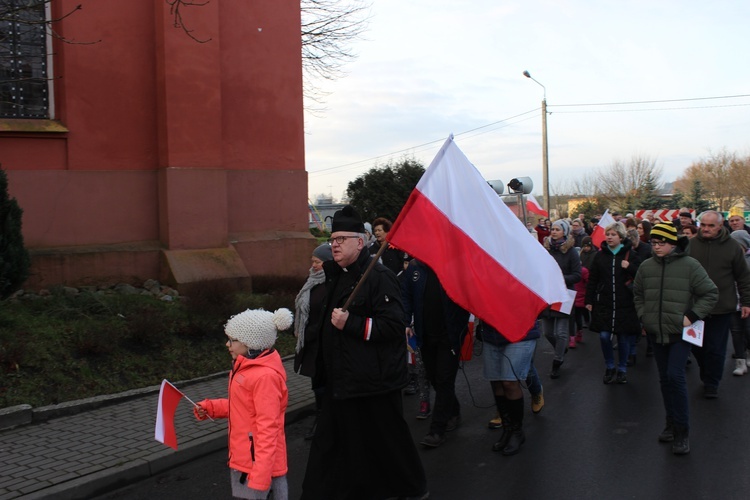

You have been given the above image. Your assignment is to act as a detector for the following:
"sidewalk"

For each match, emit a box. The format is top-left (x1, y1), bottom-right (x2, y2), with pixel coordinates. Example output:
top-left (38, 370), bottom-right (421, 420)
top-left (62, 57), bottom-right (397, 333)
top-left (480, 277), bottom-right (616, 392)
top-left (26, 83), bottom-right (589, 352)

top-left (0, 356), bottom-right (316, 500)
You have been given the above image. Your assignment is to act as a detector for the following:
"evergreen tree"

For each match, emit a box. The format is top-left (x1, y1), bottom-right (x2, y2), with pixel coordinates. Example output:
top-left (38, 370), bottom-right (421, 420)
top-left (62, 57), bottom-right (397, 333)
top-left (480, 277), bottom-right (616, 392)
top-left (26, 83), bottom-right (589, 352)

top-left (0, 167), bottom-right (31, 298)
top-left (687, 179), bottom-right (715, 213)
top-left (637, 172), bottom-right (662, 210)
top-left (671, 190), bottom-right (685, 209)
top-left (346, 158), bottom-right (425, 223)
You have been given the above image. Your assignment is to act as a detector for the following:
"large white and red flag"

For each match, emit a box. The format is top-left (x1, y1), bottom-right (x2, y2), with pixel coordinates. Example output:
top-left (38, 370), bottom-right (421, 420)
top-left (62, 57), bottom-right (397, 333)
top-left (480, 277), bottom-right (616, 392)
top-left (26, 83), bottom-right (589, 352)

top-left (155, 379), bottom-right (184, 450)
top-left (388, 136), bottom-right (571, 342)
top-left (526, 194), bottom-right (548, 217)
top-left (590, 209), bottom-right (615, 249)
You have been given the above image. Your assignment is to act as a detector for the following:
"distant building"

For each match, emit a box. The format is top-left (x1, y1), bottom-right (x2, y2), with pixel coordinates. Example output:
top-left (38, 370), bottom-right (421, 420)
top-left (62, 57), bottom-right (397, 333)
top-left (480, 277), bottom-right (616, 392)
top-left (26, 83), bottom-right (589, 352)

top-left (309, 197), bottom-right (346, 231)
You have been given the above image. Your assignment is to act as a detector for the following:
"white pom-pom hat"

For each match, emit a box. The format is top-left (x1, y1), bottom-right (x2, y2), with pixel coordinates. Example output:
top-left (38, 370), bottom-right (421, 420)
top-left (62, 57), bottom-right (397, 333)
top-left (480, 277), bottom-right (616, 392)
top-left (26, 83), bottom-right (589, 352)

top-left (225, 308), bottom-right (294, 351)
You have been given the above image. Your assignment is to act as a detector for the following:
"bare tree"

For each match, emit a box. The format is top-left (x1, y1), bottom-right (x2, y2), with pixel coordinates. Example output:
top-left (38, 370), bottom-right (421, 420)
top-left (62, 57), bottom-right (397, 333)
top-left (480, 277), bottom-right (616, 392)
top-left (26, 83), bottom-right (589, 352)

top-left (301, 0), bottom-right (370, 104)
top-left (674, 149), bottom-right (748, 211)
top-left (589, 155), bottom-right (663, 208)
top-left (2, 0), bottom-right (369, 108)
top-left (166, 0), bottom-right (211, 43)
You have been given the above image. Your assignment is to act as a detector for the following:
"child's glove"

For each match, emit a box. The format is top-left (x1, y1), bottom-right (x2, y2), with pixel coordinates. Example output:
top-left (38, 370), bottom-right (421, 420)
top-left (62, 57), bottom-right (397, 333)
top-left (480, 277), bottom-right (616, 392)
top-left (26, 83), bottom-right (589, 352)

top-left (193, 399), bottom-right (214, 421)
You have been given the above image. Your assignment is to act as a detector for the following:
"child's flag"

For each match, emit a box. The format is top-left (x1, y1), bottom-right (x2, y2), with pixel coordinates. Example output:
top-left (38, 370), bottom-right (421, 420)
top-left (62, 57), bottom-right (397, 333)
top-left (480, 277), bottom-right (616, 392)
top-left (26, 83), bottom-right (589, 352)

top-left (155, 379), bottom-right (184, 450)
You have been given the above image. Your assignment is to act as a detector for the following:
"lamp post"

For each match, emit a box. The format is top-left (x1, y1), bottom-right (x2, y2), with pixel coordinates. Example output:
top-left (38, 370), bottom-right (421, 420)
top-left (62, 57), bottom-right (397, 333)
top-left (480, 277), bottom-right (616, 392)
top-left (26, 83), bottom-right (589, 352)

top-left (523, 70), bottom-right (550, 217)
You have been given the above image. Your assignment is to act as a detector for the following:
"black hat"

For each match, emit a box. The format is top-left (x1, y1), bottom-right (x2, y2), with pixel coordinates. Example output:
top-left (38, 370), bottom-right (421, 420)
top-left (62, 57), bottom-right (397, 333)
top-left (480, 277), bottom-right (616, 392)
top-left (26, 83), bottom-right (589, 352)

top-left (332, 205), bottom-right (365, 233)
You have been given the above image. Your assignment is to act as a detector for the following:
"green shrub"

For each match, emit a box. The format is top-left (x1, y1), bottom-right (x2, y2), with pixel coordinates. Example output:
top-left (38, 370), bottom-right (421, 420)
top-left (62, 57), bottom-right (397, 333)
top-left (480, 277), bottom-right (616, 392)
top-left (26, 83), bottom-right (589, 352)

top-left (0, 286), bottom-right (302, 408)
top-left (0, 166), bottom-right (31, 299)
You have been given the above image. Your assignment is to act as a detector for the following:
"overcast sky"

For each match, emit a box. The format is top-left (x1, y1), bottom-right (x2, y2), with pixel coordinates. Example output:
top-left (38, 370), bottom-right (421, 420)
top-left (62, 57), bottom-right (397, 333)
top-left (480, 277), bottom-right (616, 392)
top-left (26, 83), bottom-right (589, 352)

top-left (303, 0), bottom-right (750, 202)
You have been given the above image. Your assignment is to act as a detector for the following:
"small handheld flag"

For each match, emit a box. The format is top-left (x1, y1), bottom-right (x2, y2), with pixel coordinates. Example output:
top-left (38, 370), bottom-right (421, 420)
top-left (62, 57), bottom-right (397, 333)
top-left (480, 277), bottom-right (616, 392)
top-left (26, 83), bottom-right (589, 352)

top-left (154, 379), bottom-right (210, 450)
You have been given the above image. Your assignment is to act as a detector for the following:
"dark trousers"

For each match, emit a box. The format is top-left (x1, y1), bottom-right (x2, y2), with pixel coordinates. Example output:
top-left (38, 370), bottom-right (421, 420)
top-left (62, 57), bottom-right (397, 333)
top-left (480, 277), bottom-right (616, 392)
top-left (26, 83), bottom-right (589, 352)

top-left (421, 337), bottom-right (460, 435)
top-left (730, 311), bottom-right (750, 359)
top-left (653, 340), bottom-right (692, 429)
top-left (574, 306), bottom-right (589, 331)
top-left (692, 313), bottom-right (732, 389)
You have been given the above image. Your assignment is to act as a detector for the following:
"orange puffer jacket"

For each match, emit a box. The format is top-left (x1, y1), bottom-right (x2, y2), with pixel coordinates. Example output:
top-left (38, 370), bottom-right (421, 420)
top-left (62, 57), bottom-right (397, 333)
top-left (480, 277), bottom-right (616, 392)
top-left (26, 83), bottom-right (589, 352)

top-left (198, 350), bottom-right (288, 491)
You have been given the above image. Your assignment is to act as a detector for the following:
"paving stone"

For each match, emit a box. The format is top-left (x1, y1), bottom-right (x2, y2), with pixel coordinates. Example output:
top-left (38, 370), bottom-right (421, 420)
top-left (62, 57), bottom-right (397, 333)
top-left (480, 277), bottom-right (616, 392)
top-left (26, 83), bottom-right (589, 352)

top-left (0, 357), bottom-right (314, 499)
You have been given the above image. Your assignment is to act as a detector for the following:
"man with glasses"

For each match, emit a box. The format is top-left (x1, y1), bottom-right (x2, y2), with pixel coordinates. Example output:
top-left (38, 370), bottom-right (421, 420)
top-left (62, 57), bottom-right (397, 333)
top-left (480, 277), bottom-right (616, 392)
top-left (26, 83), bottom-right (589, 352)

top-left (687, 211), bottom-right (750, 399)
top-left (302, 206), bottom-right (428, 500)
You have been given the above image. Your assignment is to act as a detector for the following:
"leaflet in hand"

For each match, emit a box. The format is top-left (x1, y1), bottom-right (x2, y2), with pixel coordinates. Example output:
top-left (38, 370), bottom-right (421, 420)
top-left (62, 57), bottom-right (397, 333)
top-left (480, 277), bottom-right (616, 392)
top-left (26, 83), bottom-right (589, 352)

top-left (682, 320), bottom-right (704, 347)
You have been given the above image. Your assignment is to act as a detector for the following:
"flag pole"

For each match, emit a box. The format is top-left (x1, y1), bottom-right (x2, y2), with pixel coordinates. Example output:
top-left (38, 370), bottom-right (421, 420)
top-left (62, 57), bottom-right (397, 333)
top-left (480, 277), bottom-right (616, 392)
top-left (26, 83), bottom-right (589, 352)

top-left (168, 380), bottom-right (215, 421)
top-left (342, 241), bottom-right (389, 312)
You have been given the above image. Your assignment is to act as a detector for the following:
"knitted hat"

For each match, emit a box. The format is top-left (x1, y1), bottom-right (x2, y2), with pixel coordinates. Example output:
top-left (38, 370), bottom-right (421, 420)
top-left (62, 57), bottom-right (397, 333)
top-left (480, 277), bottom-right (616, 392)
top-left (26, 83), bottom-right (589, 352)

top-left (312, 243), bottom-right (333, 262)
top-left (225, 308), bottom-right (293, 350)
top-left (650, 221), bottom-right (678, 244)
top-left (581, 236), bottom-right (593, 247)
top-left (731, 230), bottom-right (750, 250)
top-left (332, 205), bottom-right (365, 233)
top-left (364, 222), bottom-right (372, 235)
top-left (552, 219), bottom-right (570, 237)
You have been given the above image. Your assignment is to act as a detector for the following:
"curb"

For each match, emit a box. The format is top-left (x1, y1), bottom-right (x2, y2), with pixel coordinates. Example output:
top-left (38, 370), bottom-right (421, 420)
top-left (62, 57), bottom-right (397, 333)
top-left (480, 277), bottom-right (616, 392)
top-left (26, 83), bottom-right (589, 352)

top-left (1, 355), bottom-right (297, 431)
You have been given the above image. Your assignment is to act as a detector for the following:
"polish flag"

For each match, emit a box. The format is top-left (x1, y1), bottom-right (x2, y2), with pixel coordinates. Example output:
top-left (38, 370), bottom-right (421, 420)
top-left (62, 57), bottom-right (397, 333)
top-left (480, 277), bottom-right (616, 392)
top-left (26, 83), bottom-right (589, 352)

top-left (155, 379), bottom-right (184, 450)
top-left (590, 209), bottom-right (615, 249)
top-left (388, 136), bottom-right (571, 342)
top-left (526, 194), bottom-right (548, 217)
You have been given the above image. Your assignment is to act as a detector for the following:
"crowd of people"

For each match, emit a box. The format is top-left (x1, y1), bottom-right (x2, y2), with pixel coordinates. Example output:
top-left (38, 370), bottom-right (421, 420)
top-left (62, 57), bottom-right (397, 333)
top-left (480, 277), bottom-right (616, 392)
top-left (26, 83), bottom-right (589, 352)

top-left (193, 203), bottom-right (750, 499)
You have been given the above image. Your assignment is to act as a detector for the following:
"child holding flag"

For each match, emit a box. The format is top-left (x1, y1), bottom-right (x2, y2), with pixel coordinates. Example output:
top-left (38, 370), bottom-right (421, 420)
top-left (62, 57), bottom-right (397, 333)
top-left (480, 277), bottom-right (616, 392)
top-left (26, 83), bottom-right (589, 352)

top-left (194, 308), bottom-right (293, 500)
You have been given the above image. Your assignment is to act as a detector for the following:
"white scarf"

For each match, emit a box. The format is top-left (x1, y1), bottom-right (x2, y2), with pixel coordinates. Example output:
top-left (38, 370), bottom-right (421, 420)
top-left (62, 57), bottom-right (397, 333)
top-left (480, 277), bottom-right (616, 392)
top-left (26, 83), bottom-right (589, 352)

top-left (294, 268), bottom-right (326, 353)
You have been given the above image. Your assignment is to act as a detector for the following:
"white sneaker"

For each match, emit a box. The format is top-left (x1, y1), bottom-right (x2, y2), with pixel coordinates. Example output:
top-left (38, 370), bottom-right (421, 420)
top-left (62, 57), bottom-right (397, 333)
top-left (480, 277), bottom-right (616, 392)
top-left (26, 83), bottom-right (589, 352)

top-left (733, 358), bottom-right (748, 376)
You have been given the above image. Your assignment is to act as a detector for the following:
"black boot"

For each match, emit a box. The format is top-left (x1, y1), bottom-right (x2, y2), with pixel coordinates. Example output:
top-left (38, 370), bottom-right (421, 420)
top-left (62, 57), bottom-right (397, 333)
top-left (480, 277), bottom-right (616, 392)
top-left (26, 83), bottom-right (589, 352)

top-left (492, 422), bottom-right (512, 452)
top-left (501, 426), bottom-right (526, 456)
top-left (491, 395), bottom-right (511, 452)
top-left (550, 360), bottom-right (562, 379)
top-left (658, 417), bottom-right (674, 443)
top-left (500, 397), bottom-right (525, 455)
top-left (672, 426), bottom-right (690, 455)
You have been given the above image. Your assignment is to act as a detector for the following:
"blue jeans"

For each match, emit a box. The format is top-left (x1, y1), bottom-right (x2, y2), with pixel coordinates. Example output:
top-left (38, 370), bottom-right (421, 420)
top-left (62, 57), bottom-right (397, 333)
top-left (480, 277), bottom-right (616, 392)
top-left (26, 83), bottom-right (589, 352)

top-left (526, 362), bottom-right (542, 396)
top-left (599, 332), bottom-right (635, 372)
top-left (541, 315), bottom-right (570, 362)
top-left (653, 340), bottom-right (692, 429)
top-left (691, 313), bottom-right (732, 389)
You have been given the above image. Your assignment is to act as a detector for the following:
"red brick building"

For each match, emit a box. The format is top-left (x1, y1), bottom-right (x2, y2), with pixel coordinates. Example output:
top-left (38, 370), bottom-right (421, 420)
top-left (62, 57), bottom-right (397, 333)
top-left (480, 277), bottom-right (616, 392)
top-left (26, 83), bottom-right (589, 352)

top-left (0, 1), bottom-right (313, 289)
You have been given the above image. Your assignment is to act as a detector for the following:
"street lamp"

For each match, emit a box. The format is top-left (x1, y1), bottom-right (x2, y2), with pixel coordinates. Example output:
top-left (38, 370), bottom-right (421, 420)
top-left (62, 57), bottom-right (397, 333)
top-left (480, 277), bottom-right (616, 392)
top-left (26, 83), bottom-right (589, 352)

top-left (523, 70), bottom-right (550, 217)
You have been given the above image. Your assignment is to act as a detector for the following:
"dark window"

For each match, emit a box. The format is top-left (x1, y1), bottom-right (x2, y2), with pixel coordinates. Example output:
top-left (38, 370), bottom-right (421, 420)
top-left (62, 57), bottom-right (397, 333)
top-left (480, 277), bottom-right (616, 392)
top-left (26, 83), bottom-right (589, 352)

top-left (0, 0), bottom-right (50, 119)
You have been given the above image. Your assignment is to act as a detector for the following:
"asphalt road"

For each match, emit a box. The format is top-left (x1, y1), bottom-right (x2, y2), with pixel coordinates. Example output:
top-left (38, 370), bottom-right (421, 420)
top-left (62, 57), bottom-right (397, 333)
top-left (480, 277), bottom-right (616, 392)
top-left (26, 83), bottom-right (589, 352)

top-left (96, 333), bottom-right (750, 499)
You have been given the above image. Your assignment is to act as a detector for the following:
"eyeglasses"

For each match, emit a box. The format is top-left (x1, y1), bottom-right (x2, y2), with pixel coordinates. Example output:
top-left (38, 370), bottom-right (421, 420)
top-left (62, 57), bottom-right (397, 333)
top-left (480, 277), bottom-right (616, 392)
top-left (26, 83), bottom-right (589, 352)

top-left (327, 235), bottom-right (360, 245)
top-left (650, 240), bottom-right (670, 247)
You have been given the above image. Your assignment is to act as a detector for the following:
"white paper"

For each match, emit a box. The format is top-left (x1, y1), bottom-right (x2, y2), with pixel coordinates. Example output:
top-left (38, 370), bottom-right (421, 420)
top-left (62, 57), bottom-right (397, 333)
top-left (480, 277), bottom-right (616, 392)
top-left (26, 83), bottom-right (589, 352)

top-left (682, 320), bottom-right (704, 347)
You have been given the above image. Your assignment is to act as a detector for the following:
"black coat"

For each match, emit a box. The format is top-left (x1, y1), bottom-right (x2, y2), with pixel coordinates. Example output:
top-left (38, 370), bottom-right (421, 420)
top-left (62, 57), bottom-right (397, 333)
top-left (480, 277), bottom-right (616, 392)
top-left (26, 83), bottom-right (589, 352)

top-left (401, 260), bottom-right (469, 351)
top-left (541, 235), bottom-right (582, 318)
top-left (314, 247), bottom-right (407, 399)
top-left (585, 239), bottom-right (641, 336)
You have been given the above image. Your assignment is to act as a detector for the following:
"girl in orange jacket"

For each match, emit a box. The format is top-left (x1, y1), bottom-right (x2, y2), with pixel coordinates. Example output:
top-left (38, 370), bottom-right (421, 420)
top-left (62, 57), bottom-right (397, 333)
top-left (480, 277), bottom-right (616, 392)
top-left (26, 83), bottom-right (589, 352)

top-left (194, 308), bottom-right (292, 500)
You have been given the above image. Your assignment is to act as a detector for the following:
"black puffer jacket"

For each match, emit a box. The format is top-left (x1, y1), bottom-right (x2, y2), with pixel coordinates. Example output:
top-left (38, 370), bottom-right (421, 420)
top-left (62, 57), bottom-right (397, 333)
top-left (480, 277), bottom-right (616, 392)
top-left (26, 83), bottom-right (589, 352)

top-left (314, 247), bottom-right (407, 400)
top-left (585, 239), bottom-right (641, 336)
